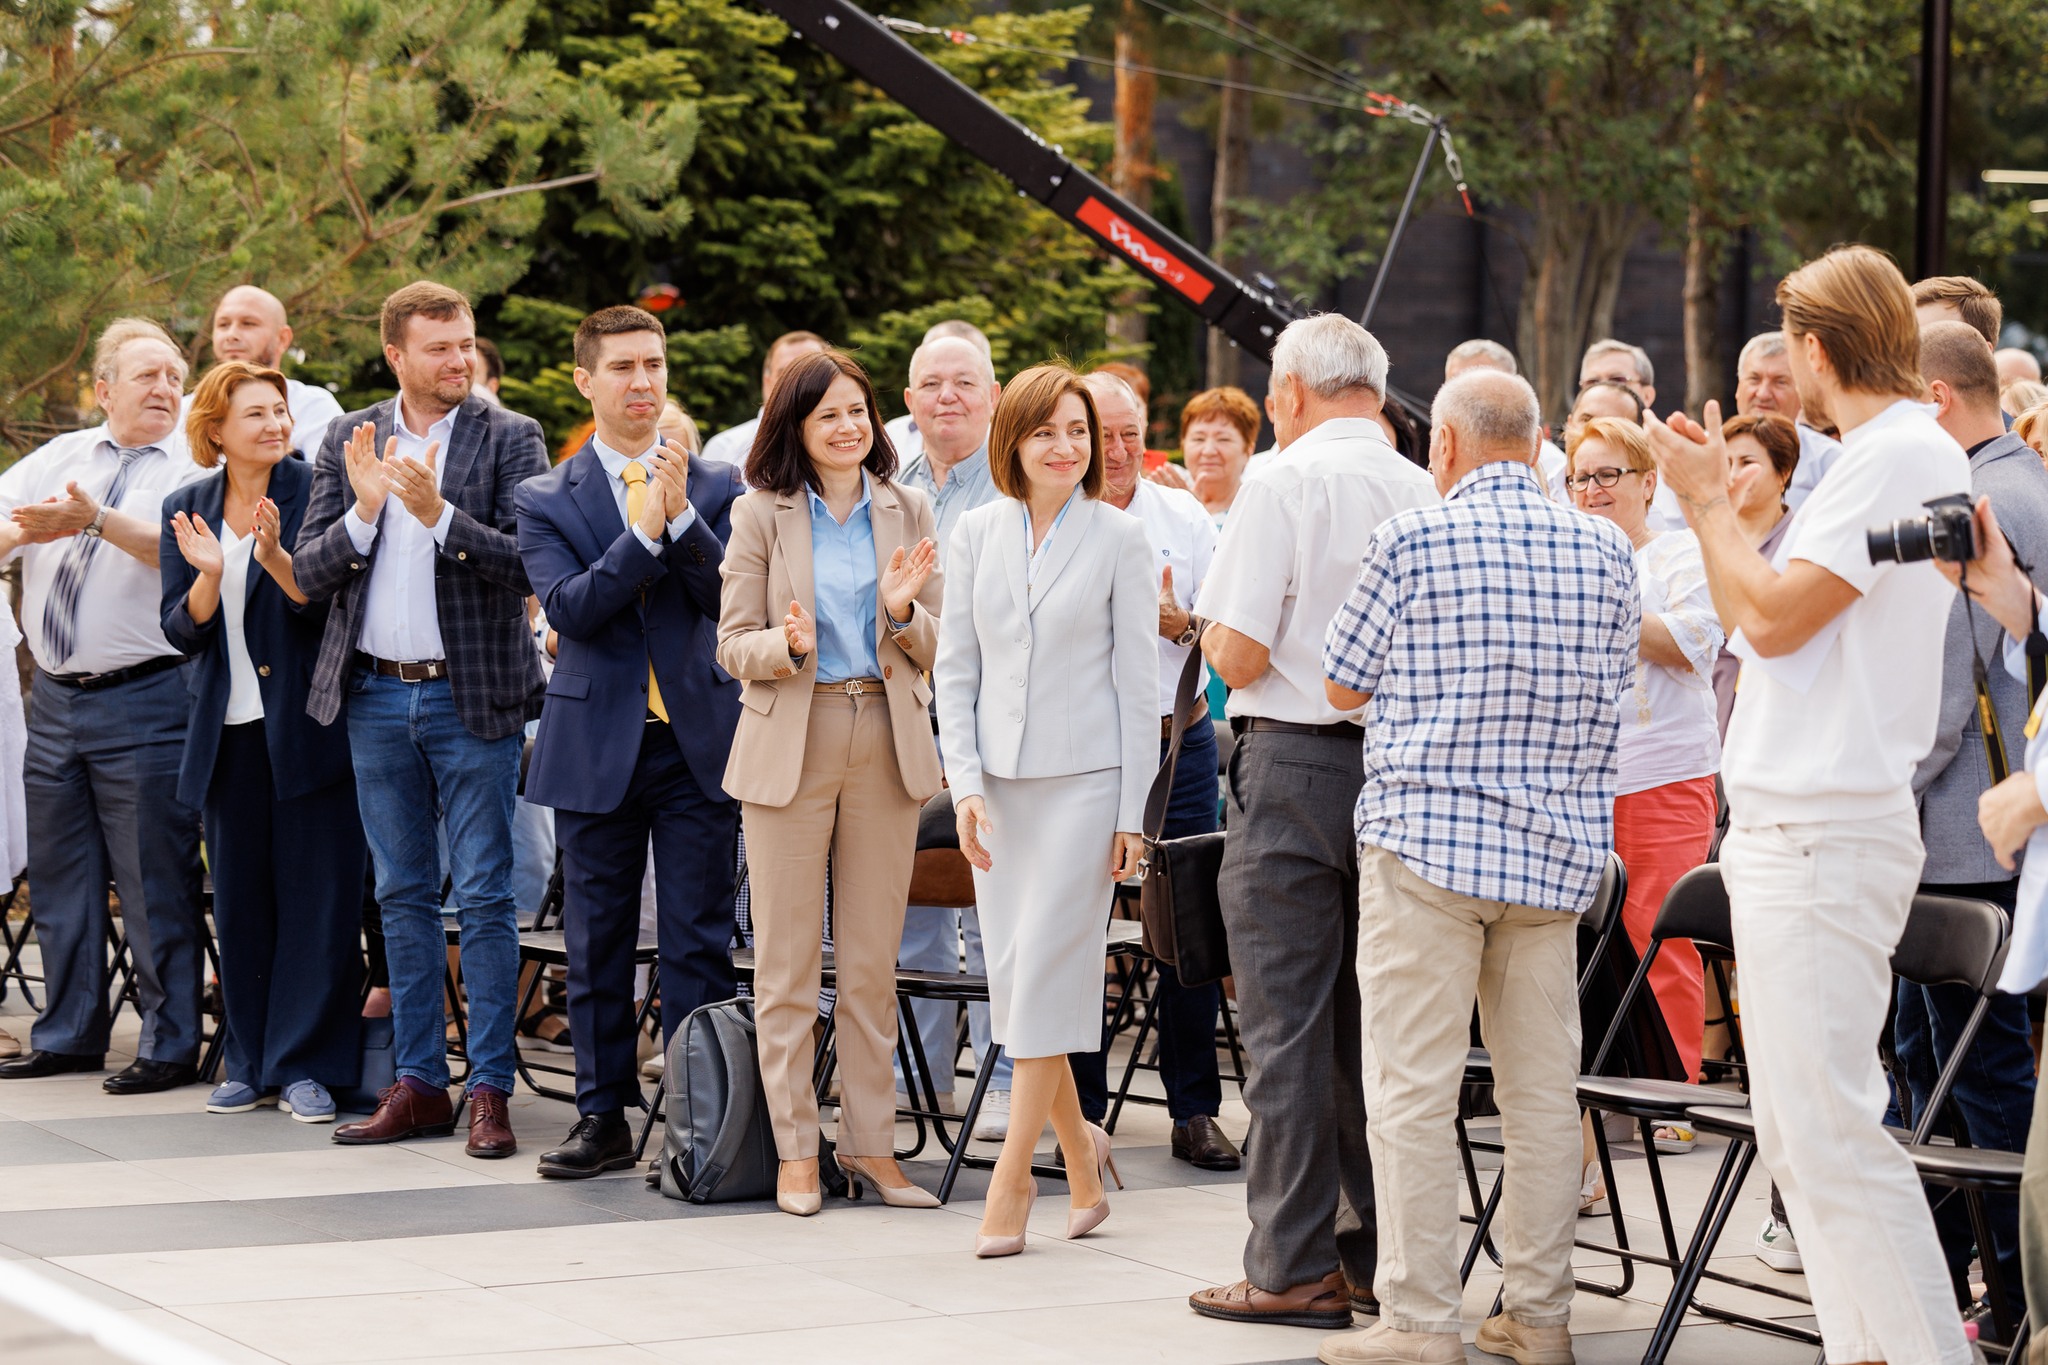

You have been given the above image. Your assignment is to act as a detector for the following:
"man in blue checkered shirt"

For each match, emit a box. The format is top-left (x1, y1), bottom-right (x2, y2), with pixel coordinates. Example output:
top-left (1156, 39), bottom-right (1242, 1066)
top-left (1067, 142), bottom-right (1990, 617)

top-left (1315, 369), bottom-right (1639, 1365)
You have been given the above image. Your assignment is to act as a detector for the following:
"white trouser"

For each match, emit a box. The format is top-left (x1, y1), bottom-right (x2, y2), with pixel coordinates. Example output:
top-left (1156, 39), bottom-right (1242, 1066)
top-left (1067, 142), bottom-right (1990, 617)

top-left (1721, 812), bottom-right (1970, 1365)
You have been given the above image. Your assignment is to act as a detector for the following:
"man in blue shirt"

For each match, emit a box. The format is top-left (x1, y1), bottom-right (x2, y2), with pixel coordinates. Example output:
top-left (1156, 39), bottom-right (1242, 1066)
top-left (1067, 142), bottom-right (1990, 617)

top-left (1317, 369), bottom-right (1639, 1365)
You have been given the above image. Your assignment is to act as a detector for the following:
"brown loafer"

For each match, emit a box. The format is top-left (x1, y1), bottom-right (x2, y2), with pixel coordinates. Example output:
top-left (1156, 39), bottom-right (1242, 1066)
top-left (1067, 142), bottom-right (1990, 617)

top-left (1190, 1270), bottom-right (1352, 1328)
top-left (1172, 1115), bottom-right (1242, 1171)
top-left (466, 1087), bottom-right (516, 1159)
top-left (333, 1082), bottom-right (455, 1145)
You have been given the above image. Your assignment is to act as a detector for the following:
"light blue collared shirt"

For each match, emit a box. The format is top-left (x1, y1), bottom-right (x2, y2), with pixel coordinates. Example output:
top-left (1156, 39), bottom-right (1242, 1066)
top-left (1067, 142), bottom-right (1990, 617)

top-left (809, 473), bottom-right (884, 684)
top-left (899, 443), bottom-right (997, 570)
top-left (592, 436), bottom-right (697, 554)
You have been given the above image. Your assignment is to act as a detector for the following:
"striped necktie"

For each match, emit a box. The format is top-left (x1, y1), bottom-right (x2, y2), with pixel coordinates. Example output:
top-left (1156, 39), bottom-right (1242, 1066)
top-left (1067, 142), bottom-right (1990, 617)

top-left (622, 461), bottom-right (668, 723)
top-left (42, 444), bottom-right (148, 669)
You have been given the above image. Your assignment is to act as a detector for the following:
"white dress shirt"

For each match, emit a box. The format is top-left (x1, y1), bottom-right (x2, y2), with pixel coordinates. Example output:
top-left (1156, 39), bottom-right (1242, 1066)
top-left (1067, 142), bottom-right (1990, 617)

top-left (1126, 480), bottom-right (1218, 715)
top-left (699, 411), bottom-right (762, 475)
top-left (883, 413), bottom-right (923, 464)
top-left (1783, 422), bottom-right (1846, 511)
top-left (1616, 530), bottom-right (1721, 795)
top-left (346, 403), bottom-right (458, 662)
top-left (1195, 417), bottom-right (1438, 725)
top-left (219, 525), bottom-right (265, 724)
top-left (1536, 439), bottom-right (1570, 503)
top-left (0, 424), bottom-right (204, 674)
top-left (590, 436), bottom-right (697, 550)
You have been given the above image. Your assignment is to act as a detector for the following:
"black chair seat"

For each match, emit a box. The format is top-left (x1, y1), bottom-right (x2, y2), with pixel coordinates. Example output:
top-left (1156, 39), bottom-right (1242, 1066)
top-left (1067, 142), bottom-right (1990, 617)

top-left (1684, 1104), bottom-right (1756, 1141)
top-left (916, 790), bottom-right (959, 851)
top-left (1908, 1143), bottom-right (2024, 1188)
top-left (1466, 1046), bottom-right (1492, 1079)
top-left (518, 929), bottom-right (657, 965)
top-left (730, 947), bottom-right (994, 1002)
top-left (1581, 1077), bottom-right (1749, 1118)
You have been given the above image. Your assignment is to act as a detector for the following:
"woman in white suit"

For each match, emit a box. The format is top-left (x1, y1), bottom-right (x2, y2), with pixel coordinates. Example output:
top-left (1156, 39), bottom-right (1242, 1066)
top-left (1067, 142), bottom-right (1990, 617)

top-left (935, 363), bottom-right (1159, 1257)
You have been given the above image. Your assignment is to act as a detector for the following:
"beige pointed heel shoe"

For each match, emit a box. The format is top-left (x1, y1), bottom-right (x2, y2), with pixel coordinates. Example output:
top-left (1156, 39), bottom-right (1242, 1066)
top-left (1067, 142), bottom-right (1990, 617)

top-left (1065, 1121), bottom-right (1120, 1238)
top-left (974, 1179), bottom-right (1037, 1258)
top-left (776, 1159), bottom-right (822, 1218)
top-left (839, 1154), bottom-right (940, 1208)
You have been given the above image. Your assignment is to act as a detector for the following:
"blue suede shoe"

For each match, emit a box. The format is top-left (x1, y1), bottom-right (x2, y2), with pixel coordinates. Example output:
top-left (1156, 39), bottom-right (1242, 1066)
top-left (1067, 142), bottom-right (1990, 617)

top-left (280, 1079), bottom-right (335, 1124)
top-left (206, 1081), bottom-right (276, 1114)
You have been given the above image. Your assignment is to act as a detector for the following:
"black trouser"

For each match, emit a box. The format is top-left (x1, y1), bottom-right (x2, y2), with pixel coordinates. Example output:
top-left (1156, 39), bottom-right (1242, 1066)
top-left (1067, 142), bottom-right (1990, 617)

top-left (554, 721), bottom-right (738, 1117)
top-left (206, 721), bottom-right (368, 1089)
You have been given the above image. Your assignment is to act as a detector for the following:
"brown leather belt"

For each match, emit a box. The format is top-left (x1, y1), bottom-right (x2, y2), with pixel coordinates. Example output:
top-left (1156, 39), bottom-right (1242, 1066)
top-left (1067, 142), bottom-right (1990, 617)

top-left (365, 655), bottom-right (449, 682)
top-left (40, 654), bottom-right (185, 692)
top-left (1230, 716), bottom-right (1360, 740)
top-left (1161, 699), bottom-right (1210, 738)
top-left (815, 677), bottom-right (885, 696)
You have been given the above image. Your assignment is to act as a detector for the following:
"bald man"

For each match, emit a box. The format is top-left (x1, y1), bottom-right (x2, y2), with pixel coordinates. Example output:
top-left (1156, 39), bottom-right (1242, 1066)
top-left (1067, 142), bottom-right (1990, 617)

top-left (1997, 347), bottom-right (2044, 391)
top-left (202, 285), bottom-right (346, 458)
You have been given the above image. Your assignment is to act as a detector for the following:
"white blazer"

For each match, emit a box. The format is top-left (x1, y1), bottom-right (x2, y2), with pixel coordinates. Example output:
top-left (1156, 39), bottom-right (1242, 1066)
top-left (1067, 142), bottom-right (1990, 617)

top-left (935, 494), bottom-right (1160, 831)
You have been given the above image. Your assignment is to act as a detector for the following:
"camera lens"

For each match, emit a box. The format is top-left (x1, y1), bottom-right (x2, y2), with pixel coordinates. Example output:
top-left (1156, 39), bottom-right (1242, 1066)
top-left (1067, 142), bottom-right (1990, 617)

top-left (1866, 518), bottom-right (1936, 565)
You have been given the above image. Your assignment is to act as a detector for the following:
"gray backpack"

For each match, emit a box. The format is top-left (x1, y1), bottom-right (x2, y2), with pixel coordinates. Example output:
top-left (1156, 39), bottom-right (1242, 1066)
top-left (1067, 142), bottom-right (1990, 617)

top-left (656, 997), bottom-right (778, 1204)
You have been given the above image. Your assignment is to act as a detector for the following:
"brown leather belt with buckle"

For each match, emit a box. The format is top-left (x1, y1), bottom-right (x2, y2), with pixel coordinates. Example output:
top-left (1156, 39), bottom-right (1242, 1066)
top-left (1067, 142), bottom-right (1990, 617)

top-left (815, 678), bottom-right (885, 696)
top-left (1160, 699), bottom-right (1210, 738)
top-left (40, 654), bottom-right (186, 692)
top-left (366, 655), bottom-right (449, 682)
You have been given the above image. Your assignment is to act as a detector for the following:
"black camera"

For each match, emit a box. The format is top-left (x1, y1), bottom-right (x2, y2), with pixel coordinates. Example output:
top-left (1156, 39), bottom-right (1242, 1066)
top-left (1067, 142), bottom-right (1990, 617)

top-left (1867, 493), bottom-right (1978, 566)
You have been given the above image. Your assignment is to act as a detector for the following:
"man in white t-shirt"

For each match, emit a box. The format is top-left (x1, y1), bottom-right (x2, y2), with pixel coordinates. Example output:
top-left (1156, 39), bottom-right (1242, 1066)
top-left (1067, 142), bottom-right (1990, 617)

top-left (1646, 244), bottom-right (1974, 1365)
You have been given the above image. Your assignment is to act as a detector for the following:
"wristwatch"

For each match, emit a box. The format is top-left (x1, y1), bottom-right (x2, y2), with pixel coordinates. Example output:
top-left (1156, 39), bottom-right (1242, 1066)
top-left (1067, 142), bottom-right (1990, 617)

top-left (82, 505), bottom-right (110, 540)
top-left (1173, 614), bottom-right (1203, 649)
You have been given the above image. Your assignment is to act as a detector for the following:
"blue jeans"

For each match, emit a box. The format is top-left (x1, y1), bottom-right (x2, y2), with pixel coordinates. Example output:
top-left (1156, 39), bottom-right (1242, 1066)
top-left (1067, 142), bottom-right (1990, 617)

top-left (348, 671), bottom-right (522, 1094)
top-left (1072, 719), bottom-right (1223, 1122)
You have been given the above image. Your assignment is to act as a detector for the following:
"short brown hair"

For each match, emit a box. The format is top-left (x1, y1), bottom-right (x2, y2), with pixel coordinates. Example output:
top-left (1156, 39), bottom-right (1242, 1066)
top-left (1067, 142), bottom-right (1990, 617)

top-left (744, 348), bottom-right (898, 494)
top-left (1777, 246), bottom-right (1923, 399)
top-left (574, 306), bottom-right (665, 372)
top-left (380, 281), bottom-right (472, 351)
top-left (1920, 320), bottom-right (2001, 414)
top-left (1722, 412), bottom-right (1801, 490)
top-left (186, 362), bottom-right (290, 469)
top-left (1911, 275), bottom-right (2002, 345)
top-left (1179, 385), bottom-right (1260, 449)
top-left (1567, 415), bottom-right (1653, 472)
top-left (987, 364), bottom-right (1105, 501)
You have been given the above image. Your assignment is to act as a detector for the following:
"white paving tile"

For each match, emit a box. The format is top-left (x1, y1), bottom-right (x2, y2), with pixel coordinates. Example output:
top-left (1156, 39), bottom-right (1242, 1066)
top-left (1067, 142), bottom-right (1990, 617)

top-left (178, 1287), bottom-right (617, 1365)
top-left (129, 1147), bottom-right (501, 1201)
top-left (0, 1158), bottom-right (214, 1212)
top-left (512, 1264), bottom-right (930, 1342)
top-left (803, 1240), bottom-right (1209, 1317)
top-left (641, 1313), bottom-right (1089, 1364)
top-left (370, 1220), bottom-right (774, 1287)
top-left (966, 1293), bottom-right (1344, 1364)
top-left (121, 1307), bottom-right (292, 1365)
top-left (54, 1241), bottom-right (473, 1307)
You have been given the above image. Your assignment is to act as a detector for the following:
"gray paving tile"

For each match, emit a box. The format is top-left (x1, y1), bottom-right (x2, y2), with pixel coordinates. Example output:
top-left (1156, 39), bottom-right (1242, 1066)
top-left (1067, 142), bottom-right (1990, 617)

top-left (0, 1121), bottom-right (110, 1167)
top-left (228, 1181), bottom-right (646, 1240)
top-left (0, 1198), bottom-right (336, 1257)
top-left (41, 1112), bottom-right (341, 1161)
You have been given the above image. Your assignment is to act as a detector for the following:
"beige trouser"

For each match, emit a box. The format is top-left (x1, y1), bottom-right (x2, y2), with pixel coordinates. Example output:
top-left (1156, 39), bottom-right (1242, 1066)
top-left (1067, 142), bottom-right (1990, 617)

top-left (1356, 843), bottom-right (1583, 1334)
top-left (741, 692), bottom-right (920, 1159)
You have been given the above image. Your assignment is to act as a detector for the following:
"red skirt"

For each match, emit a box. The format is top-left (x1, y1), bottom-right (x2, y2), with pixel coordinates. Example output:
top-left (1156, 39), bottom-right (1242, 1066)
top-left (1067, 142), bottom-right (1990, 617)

top-left (1614, 775), bottom-right (1718, 1083)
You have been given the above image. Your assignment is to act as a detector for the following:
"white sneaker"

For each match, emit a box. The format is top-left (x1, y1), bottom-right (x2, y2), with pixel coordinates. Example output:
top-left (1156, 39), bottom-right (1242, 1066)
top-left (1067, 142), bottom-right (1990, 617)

top-left (640, 1052), bottom-right (664, 1081)
top-left (971, 1089), bottom-right (1011, 1141)
top-left (1755, 1217), bottom-right (1802, 1273)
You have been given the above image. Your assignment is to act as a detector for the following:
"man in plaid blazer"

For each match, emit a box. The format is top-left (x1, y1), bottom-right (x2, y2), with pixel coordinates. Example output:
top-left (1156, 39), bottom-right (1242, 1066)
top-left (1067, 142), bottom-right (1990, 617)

top-left (293, 281), bottom-right (547, 1159)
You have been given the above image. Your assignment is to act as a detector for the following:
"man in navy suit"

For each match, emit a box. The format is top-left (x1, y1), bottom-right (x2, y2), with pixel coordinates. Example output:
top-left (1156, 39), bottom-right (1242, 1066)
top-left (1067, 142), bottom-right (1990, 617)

top-left (515, 305), bottom-right (745, 1178)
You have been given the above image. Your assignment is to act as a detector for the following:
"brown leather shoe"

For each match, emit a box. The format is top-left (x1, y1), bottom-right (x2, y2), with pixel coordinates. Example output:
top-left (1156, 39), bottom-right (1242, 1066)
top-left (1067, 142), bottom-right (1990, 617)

top-left (1189, 1270), bottom-right (1352, 1328)
top-left (466, 1087), bottom-right (516, 1159)
top-left (1172, 1115), bottom-right (1242, 1171)
top-left (333, 1083), bottom-right (455, 1145)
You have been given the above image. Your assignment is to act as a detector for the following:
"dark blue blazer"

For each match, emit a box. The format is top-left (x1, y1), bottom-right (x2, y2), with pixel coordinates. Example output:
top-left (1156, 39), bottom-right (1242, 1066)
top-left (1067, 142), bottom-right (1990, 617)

top-left (515, 442), bottom-right (744, 815)
top-left (160, 458), bottom-right (354, 811)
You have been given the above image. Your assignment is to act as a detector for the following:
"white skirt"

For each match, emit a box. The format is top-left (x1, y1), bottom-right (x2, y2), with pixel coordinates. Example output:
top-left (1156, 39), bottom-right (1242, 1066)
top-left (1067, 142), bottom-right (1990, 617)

top-left (972, 769), bottom-right (1120, 1058)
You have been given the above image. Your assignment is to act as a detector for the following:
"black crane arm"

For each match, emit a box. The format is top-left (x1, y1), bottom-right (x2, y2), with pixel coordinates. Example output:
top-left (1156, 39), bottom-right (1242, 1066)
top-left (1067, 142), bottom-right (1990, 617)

top-left (751, 0), bottom-right (1299, 360)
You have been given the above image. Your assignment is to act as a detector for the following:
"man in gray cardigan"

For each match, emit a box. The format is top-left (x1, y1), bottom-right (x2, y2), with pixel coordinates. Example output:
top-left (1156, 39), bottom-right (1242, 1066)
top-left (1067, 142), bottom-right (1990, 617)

top-left (1903, 320), bottom-right (2048, 1331)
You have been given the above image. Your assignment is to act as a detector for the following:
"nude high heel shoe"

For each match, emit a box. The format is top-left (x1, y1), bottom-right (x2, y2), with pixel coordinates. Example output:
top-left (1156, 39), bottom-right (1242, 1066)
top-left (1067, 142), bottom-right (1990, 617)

top-left (776, 1160), bottom-right (822, 1218)
top-left (974, 1178), bottom-right (1037, 1258)
top-left (1066, 1121), bottom-right (1122, 1239)
top-left (839, 1154), bottom-right (940, 1208)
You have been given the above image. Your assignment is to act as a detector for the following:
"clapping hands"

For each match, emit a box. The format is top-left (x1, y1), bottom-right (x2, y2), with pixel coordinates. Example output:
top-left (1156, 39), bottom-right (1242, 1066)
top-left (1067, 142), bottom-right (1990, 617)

top-left (784, 598), bottom-right (815, 659)
top-left (879, 537), bottom-right (937, 621)
top-left (171, 510), bottom-right (224, 578)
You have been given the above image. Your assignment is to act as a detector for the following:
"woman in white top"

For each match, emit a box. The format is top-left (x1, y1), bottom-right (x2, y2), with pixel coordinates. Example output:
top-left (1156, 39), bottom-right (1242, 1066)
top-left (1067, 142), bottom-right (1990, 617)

top-left (1568, 417), bottom-right (1723, 1105)
top-left (160, 363), bottom-right (367, 1124)
top-left (936, 363), bottom-right (1157, 1258)
top-left (1178, 386), bottom-right (1260, 528)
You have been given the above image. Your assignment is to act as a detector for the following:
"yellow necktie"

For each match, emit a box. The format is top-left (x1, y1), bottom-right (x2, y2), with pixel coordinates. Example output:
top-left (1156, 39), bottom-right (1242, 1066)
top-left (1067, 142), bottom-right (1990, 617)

top-left (622, 462), bottom-right (668, 723)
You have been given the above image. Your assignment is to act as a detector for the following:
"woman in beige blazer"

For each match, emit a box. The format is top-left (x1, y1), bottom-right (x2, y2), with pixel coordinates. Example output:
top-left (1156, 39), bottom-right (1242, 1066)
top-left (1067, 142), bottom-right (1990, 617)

top-left (716, 350), bottom-right (943, 1217)
top-left (935, 364), bottom-right (1158, 1257)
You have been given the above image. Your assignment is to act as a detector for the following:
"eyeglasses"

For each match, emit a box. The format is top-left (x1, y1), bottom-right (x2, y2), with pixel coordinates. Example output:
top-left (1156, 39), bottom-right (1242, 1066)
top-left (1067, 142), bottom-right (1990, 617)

top-left (1564, 467), bottom-right (1643, 493)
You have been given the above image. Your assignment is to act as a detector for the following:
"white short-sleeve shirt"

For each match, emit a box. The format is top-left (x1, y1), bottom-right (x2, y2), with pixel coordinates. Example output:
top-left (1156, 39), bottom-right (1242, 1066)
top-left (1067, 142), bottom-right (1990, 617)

top-left (1722, 400), bottom-right (1970, 826)
top-left (1126, 479), bottom-right (1218, 715)
top-left (1194, 418), bottom-right (1438, 725)
top-left (1617, 530), bottom-right (1722, 795)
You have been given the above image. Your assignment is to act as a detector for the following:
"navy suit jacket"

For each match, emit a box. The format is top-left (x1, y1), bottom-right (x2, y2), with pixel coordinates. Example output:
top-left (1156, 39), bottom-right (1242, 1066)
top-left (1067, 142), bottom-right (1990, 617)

top-left (160, 458), bottom-right (354, 811)
top-left (515, 442), bottom-right (744, 814)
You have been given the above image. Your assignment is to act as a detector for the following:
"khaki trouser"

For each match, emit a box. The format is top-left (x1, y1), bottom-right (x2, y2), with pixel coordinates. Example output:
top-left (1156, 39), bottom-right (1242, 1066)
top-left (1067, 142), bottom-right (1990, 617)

top-left (1356, 843), bottom-right (1583, 1334)
top-left (741, 692), bottom-right (920, 1159)
top-left (2023, 1077), bottom-right (2048, 1365)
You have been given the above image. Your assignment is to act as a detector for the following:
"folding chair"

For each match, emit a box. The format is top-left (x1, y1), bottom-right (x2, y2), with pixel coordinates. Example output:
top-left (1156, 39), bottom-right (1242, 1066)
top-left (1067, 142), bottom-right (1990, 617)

top-left (0, 877), bottom-right (37, 1010)
top-left (1456, 852), bottom-right (1628, 1284)
top-left (1649, 891), bottom-right (2010, 1365)
top-left (1099, 887), bottom-right (1248, 1134)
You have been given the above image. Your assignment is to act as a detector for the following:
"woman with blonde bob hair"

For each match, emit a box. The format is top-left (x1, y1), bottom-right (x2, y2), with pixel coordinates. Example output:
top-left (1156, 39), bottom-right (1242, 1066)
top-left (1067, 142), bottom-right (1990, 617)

top-left (935, 362), bottom-right (1157, 1257)
top-left (160, 362), bottom-right (367, 1122)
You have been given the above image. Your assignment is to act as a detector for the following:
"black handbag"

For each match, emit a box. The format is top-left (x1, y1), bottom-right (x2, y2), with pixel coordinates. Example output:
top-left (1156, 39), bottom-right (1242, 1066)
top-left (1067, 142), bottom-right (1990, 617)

top-left (656, 997), bottom-right (779, 1204)
top-left (1136, 646), bottom-right (1231, 988)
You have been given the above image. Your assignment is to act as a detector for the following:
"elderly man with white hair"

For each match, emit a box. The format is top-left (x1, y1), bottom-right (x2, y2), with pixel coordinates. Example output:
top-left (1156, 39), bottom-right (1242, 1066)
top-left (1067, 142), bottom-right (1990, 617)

top-left (1317, 369), bottom-right (1639, 1365)
top-left (203, 284), bottom-right (345, 458)
top-left (0, 318), bottom-right (209, 1090)
top-left (885, 319), bottom-right (993, 462)
top-left (1187, 314), bottom-right (1436, 1332)
top-left (1444, 338), bottom-right (1568, 502)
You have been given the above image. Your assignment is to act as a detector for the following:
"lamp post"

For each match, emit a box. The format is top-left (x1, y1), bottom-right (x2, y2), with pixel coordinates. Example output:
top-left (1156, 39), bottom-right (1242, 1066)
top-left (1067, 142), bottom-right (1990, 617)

top-left (1914, 0), bottom-right (1951, 279)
